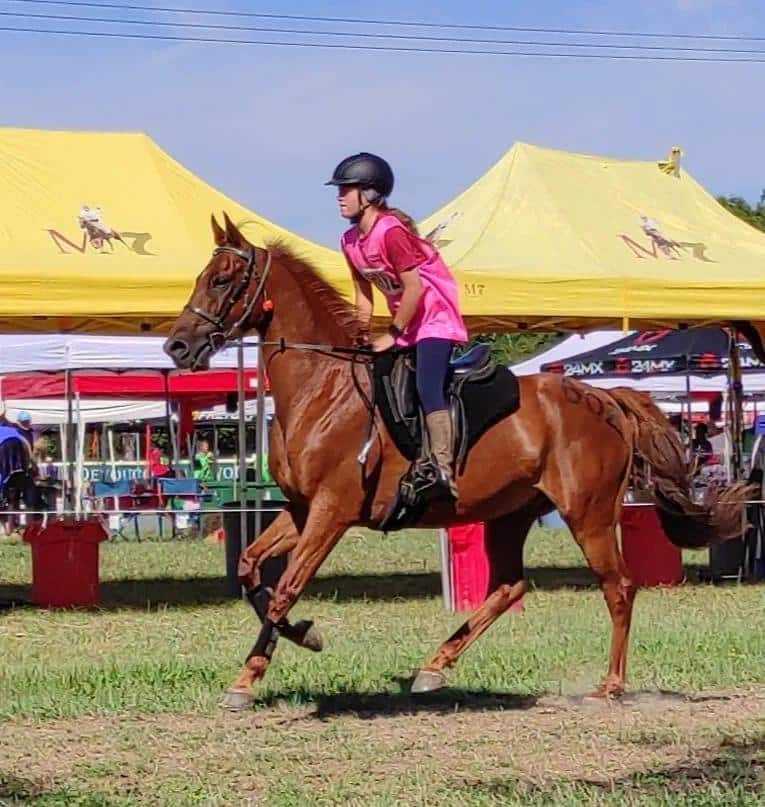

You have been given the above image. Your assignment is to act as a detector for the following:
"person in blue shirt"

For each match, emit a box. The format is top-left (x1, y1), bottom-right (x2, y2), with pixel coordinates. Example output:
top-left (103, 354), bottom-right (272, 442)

top-left (14, 411), bottom-right (35, 446)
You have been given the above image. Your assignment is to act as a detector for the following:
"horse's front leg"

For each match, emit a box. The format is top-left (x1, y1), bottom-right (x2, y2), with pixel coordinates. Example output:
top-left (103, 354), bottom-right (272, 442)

top-left (237, 507), bottom-right (322, 655)
top-left (223, 495), bottom-right (349, 710)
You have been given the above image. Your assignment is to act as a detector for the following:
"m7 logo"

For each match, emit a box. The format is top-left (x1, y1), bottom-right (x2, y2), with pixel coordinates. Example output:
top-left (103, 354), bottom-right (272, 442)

top-left (619, 215), bottom-right (713, 262)
top-left (46, 205), bottom-right (154, 255)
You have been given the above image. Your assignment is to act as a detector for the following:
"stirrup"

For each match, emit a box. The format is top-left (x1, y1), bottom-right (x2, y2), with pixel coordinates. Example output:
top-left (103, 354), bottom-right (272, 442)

top-left (405, 457), bottom-right (455, 504)
top-left (432, 466), bottom-right (458, 503)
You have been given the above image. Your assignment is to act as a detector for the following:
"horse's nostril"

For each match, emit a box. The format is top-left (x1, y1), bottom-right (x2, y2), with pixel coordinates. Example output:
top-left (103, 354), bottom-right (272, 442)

top-left (165, 338), bottom-right (190, 360)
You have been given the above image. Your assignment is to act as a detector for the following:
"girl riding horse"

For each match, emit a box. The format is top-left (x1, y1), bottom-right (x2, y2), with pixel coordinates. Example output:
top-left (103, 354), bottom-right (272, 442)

top-left (328, 152), bottom-right (467, 500)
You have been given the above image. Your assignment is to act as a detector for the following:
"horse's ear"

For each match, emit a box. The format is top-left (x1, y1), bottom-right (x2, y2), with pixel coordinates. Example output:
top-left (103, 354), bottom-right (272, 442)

top-left (211, 214), bottom-right (226, 246)
top-left (222, 212), bottom-right (245, 248)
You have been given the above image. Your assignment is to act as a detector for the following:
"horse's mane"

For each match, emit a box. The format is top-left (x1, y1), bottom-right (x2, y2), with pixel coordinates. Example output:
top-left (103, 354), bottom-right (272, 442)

top-left (268, 244), bottom-right (363, 346)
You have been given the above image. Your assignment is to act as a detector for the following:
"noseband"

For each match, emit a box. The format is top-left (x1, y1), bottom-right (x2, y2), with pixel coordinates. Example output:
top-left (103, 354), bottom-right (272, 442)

top-left (187, 245), bottom-right (273, 341)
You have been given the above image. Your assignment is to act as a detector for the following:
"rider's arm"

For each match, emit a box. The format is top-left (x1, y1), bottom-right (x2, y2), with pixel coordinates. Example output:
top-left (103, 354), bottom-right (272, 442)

top-left (384, 227), bottom-right (425, 333)
top-left (352, 272), bottom-right (374, 335)
top-left (391, 268), bottom-right (423, 333)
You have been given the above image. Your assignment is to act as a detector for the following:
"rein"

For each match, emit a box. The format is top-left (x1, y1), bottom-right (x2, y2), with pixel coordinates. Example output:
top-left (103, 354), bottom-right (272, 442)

top-left (187, 244), bottom-right (378, 462)
top-left (259, 337), bottom-right (371, 360)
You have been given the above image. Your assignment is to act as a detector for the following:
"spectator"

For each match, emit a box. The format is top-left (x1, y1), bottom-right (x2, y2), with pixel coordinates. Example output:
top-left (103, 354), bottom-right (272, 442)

top-left (193, 439), bottom-right (215, 483)
top-left (708, 423), bottom-right (726, 462)
top-left (14, 411), bottom-right (35, 446)
top-left (693, 422), bottom-right (713, 466)
top-left (149, 447), bottom-right (172, 480)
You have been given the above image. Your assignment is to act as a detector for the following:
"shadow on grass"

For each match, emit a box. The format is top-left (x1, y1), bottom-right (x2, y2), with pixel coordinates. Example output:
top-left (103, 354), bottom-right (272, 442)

top-left (0, 563), bottom-right (754, 611)
top-left (257, 677), bottom-right (538, 720)
top-left (459, 736), bottom-right (764, 803)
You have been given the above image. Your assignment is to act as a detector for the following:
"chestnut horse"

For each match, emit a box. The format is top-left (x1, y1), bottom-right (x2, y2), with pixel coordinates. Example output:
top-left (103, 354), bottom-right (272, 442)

top-left (165, 214), bottom-right (747, 710)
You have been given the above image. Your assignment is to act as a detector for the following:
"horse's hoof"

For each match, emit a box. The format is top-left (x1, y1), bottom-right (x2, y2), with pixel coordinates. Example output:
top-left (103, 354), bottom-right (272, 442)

top-left (298, 622), bottom-right (324, 653)
top-left (584, 684), bottom-right (624, 702)
top-left (281, 620), bottom-right (324, 653)
top-left (221, 688), bottom-right (255, 711)
top-left (411, 669), bottom-right (447, 694)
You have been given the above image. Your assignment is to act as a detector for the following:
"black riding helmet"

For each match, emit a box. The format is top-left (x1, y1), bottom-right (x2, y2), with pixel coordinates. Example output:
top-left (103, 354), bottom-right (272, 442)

top-left (325, 152), bottom-right (394, 200)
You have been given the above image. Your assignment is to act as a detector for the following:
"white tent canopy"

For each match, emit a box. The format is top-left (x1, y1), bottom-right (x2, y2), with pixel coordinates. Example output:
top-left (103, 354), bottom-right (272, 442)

top-left (0, 333), bottom-right (249, 372)
top-left (1, 397), bottom-right (275, 426)
top-left (512, 333), bottom-right (623, 375)
top-left (3, 398), bottom-right (167, 425)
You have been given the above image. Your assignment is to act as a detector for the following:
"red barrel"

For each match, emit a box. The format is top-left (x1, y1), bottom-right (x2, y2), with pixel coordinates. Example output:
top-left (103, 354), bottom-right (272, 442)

top-left (447, 523), bottom-right (525, 613)
top-left (448, 523), bottom-right (489, 612)
top-left (23, 519), bottom-right (108, 607)
top-left (620, 505), bottom-right (683, 587)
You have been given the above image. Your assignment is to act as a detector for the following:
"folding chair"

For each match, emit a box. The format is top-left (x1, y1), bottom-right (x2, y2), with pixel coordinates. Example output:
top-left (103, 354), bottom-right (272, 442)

top-left (91, 479), bottom-right (141, 540)
top-left (157, 477), bottom-right (202, 537)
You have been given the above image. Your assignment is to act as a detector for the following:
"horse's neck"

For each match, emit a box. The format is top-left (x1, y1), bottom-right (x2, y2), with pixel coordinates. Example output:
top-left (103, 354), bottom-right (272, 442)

top-left (265, 260), bottom-right (352, 346)
top-left (258, 263), bottom-right (352, 417)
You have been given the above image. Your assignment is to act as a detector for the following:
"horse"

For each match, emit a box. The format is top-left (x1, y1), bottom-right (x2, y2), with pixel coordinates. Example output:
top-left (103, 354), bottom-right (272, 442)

top-left (78, 205), bottom-right (125, 252)
top-left (164, 213), bottom-right (749, 710)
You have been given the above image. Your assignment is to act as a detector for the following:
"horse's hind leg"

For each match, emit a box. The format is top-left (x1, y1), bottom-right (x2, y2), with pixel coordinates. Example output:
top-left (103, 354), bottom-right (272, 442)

top-left (411, 510), bottom-right (534, 694)
top-left (568, 519), bottom-right (637, 698)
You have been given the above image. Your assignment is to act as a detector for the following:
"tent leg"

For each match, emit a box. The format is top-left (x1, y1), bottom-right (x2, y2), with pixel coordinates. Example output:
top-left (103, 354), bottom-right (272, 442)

top-left (237, 339), bottom-right (248, 600)
top-left (727, 330), bottom-right (744, 480)
top-left (254, 338), bottom-right (265, 540)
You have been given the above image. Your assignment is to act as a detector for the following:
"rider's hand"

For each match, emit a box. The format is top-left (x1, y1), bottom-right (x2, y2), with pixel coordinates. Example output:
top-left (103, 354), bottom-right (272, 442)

top-left (372, 333), bottom-right (396, 352)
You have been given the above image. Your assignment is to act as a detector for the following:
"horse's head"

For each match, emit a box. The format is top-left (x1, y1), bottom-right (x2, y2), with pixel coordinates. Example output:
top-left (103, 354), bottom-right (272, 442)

top-left (164, 213), bottom-right (272, 371)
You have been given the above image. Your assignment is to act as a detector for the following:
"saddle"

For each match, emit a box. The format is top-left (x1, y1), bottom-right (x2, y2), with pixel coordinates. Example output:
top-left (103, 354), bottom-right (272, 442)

top-left (372, 344), bottom-right (520, 530)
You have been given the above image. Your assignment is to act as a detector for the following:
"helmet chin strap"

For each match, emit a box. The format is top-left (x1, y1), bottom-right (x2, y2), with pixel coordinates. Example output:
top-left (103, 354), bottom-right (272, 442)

top-left (351, 188), bottom-right (384, 224)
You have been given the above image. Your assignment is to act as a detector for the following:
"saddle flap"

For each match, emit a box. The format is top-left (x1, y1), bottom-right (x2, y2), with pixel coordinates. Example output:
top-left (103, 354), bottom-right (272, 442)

top-left (390, 352), bottom-right (417, 419)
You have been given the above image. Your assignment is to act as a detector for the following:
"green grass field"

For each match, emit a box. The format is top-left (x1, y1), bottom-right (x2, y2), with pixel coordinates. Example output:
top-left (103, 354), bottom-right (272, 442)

top-left (1, 528), bottom-right (763, 805)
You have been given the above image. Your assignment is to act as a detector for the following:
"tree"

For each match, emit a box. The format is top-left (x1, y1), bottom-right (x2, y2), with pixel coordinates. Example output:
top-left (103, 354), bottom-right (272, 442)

top-left (717, 190), bottom-right (765, 233)
top-left (470, 332), bottom-right (559, 365)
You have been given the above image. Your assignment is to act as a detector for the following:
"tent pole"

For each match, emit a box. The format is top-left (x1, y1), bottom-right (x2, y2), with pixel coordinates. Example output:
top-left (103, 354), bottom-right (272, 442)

top-left (727, 330), bottom-right (744, 480)
top-left (65, 367), bottom-right (74, 513)
top-left (254, 335), bottom-right (265, 542)
top-left (75, 392), bottom-right (84, 517)
top-left (163, 370), bottom-right (178, 470)
top-left (107, 425), bottom-right (117, 482)
top-left (144, 423), bottom-right (151, 476)
top-left (684, 355), bottom-right (692, 460)
top-left (212, 424), bottom-right (219, 480)
top-left (237, 338), bottom-right (248, 599)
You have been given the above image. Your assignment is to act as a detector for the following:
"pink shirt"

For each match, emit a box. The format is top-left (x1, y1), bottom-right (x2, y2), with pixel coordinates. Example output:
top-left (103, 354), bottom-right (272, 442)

top-left (341, 214), bottom-right (468, 347)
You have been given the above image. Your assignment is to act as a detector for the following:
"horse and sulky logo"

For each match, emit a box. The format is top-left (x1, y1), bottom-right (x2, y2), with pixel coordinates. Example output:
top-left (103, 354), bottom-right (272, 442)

top-left (46, 205), bottom-right (154, 255)
top-left (620, 215), bottom-right (713, 262)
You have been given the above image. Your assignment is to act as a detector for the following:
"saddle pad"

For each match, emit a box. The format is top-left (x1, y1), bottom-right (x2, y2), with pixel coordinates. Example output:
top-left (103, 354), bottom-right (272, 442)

top-left (373, 351), bottom-right (521, 463)
top-left (456, 365), bottom-right (520, 467)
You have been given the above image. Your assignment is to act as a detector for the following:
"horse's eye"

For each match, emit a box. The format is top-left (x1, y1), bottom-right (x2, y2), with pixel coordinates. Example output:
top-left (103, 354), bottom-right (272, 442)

top-left (212, 274), bottom-right (231, 288)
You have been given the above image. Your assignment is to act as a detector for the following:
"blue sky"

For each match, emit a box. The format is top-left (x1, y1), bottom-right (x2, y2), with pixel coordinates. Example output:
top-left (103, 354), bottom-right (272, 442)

top-left (1, 0), bottom-right (764, 247)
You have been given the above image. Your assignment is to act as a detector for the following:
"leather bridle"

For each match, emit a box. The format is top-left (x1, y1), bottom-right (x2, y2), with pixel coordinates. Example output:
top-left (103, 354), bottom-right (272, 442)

top-left (186, 245), bottom-right (273, 340)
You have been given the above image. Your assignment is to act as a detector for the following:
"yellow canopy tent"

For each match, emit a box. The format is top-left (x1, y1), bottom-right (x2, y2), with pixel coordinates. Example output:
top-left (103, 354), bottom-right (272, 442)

top-left (3, 130), bottom-right (765, 338)
top-left (419, 142), bottom-right (765, 332)
top-left (0, 127), bottom-right (349, 334)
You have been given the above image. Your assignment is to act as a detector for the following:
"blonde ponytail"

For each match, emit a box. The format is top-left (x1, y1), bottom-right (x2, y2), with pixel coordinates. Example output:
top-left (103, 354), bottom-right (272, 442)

top-left (379, 202), bottom-right (419, 236)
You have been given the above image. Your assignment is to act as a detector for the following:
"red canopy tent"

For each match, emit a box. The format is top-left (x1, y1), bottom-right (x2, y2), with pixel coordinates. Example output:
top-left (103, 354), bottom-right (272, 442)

top-left (0, 369), bottom-right (262, 407)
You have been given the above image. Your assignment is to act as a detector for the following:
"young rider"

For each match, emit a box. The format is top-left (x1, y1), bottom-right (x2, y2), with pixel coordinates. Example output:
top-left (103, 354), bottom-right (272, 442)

top-left (326, 152), bottom-right (468, 500)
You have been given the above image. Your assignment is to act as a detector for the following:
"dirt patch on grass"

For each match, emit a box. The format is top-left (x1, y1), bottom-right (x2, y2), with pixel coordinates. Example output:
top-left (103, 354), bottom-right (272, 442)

top-left (0, 686), bottom-right (763, 804)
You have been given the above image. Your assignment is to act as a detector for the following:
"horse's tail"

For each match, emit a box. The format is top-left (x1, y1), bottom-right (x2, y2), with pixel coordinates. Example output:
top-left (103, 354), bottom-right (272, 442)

top-left (608, 387), bottom-right (749, 548)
